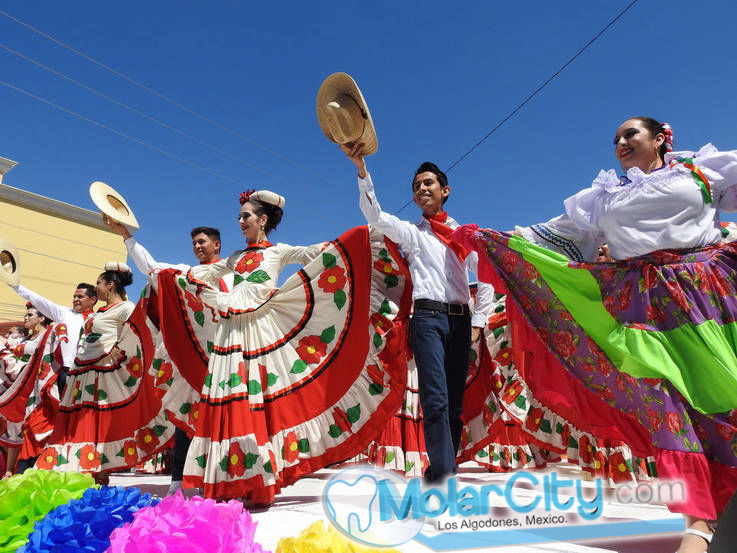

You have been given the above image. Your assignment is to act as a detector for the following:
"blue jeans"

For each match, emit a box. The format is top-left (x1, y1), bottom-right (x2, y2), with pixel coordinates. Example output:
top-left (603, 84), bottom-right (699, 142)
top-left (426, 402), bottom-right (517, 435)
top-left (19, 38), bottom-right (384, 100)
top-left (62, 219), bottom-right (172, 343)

top-left (171, 428), bottom-right (191, 481)
top-left (410, 307), bottom-right (471, 481)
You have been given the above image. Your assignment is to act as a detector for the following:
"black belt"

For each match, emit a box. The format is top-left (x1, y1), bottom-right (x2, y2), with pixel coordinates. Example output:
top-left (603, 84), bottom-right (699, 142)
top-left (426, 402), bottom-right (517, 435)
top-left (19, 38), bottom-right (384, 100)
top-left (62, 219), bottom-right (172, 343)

top-left (414, 299), bottom-right (469, 316)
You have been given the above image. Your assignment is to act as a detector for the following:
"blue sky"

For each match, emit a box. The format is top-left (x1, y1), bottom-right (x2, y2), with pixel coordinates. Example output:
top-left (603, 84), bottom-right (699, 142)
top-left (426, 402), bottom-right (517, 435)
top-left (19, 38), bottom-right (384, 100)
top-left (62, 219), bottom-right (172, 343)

top-left (2, 1), bottom-right (737, 298)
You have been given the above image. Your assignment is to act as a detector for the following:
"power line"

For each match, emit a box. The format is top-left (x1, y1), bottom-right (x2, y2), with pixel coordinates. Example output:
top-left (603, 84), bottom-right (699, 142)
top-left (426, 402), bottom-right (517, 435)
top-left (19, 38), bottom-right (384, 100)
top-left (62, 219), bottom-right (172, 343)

top-left (394, 0), bottom-right (640, 215)
top-left (0, 78), bottom-right (247, 185)
top-left (0, 9), bottom-right (339, 188)
top-left (0, 42), bottom-right (295, 186)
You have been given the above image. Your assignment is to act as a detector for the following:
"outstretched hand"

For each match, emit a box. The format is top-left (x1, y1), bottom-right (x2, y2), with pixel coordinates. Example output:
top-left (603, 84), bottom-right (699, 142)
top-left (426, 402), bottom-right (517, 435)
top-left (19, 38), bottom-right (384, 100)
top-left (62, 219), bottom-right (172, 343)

top-left (102, 214), bottom-right (132, 239)
top-left (339, 142), bottom-right (368, 179)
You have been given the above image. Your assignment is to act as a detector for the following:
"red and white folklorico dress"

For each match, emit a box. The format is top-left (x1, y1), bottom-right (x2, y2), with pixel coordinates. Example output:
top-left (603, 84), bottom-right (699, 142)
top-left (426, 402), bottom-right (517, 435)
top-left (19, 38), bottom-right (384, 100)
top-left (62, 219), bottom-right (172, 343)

top-left (152, 226), bottom-right (409, 502)
top-left (0, 323), bottom-right (67, 460)
top-left (41, 298), bottom-right (176, 472)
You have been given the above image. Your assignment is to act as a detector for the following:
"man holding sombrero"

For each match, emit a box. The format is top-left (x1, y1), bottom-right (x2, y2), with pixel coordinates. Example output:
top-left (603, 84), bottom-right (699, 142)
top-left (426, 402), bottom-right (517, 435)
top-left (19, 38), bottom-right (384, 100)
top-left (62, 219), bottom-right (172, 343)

top-left (321, 73), bottom-right (493, 482)
top-left (2, 238), bottom-right (97, 394)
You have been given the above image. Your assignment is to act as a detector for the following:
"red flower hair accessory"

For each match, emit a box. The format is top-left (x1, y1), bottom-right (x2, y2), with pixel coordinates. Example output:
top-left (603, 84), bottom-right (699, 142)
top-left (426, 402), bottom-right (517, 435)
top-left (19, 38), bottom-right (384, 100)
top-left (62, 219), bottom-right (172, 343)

top-left (662, 123), bottom-right (674, 152)
top-left (25, 301), bottom-right (33, 309)
top-left (239, 189), bottom-right (256, 206)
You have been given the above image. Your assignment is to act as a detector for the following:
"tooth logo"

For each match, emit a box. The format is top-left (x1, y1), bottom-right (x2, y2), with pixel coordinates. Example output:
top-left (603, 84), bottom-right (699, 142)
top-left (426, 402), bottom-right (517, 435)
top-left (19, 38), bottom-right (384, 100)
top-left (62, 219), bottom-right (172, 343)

top-left (323, 466), bottom-right (424, 547)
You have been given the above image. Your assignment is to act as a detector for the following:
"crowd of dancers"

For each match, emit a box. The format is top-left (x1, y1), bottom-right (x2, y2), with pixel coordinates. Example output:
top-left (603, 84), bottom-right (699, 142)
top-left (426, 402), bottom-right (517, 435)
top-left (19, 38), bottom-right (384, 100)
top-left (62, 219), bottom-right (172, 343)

top-left (2, 74), bottom-right (737, 553)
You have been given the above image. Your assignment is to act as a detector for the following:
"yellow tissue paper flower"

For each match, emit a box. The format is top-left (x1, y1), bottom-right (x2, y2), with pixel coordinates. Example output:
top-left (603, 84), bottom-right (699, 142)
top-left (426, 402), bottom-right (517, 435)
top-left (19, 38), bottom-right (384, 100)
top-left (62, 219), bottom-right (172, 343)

top-left (277, 520), bottom-right (400, 553)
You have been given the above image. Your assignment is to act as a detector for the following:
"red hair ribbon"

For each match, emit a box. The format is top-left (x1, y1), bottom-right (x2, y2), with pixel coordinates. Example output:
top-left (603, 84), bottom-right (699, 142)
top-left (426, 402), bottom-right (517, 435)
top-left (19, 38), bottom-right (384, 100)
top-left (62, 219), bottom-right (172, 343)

top-left (662, 123), bottom-right (674, 152)
top-left (239, 189), bottom-right (256, 205)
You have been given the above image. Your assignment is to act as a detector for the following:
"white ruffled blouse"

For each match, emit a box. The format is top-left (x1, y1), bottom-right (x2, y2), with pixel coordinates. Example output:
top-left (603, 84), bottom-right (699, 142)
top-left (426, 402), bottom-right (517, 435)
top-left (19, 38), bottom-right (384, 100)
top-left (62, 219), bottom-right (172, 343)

top-left (519, 144), bottom-right (737, 261)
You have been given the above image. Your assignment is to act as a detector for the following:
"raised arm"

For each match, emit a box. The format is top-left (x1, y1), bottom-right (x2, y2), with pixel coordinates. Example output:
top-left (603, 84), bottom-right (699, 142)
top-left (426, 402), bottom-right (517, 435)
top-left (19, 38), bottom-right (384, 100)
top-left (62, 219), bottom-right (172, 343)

top-left (11, 284), bottom-right (68, 323)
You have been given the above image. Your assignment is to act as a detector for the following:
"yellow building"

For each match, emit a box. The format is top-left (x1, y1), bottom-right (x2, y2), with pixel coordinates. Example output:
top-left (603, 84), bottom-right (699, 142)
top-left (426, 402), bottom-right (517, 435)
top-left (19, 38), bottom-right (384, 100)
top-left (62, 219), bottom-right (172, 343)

top-left (0, 157), bottom-right (127, 323)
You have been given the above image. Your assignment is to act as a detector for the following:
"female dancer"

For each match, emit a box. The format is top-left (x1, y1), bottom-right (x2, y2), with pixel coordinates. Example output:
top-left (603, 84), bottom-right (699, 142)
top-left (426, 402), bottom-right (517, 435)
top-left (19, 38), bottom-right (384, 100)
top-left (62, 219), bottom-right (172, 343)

top-left (0, 304), bottom-right (65, 476)
top-left (456, 117), bottom-right (737, 553)
top-left (41, 263), bottom-right (175, 479)
top-left (151, 190), bottom-right (408, 504)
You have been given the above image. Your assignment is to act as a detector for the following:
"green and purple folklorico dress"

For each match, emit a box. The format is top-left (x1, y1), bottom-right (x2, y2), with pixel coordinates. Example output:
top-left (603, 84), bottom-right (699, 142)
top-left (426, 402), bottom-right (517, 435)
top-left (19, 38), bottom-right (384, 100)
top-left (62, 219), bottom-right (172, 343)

top-left (455, 144), bottom-right (737, 520)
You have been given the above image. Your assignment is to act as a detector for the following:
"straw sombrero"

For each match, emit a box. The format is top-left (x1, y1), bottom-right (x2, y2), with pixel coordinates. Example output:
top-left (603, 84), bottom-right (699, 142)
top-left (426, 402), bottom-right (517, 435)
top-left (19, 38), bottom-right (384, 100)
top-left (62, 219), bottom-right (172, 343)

top-left (316, 72), bottom-right (378, 155)
top-left (0, 238), bottom-right (20, 286)
top-left (89, 181), bottom-right (139, 229)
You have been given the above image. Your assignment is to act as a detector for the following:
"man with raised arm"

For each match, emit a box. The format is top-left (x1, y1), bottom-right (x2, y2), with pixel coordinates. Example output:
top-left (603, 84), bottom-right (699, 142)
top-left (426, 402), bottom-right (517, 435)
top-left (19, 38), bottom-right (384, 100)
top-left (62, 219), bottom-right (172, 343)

top-left (8, 281), bottom-right (97, 393)
top-left (340, 145), bottom-right (493, 483)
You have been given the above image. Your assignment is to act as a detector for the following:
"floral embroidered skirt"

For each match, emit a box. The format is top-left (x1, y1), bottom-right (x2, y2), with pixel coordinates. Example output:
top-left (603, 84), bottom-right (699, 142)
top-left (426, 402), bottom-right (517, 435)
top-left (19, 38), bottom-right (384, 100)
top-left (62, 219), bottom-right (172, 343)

top-left (454, 225), bottom-right (737, 520)
top-left (154, 226), bottom-right (409, 502)
top-left (0, 325), bottom-right (65, 457)
top-left (41, 297), bottom-right (176, 473)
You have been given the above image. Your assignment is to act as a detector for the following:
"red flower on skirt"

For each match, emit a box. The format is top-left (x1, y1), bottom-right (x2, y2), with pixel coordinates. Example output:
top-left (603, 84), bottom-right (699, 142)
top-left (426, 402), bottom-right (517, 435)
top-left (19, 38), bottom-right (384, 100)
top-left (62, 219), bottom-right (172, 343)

top-left (136, 427), bottom-right (160, 454)
top-left (609, 452), bottom-right (629, 481)
top-left (665, 412), bottom-right (682, 435)
top-left (618, 281), bottom-right (633, 312)
top-left (501, 252), bottom-right (518, 274)
top-left (156, 361), bottom-right (174, 385)
top-left (560, 425), bottom-right (571, 450)
top-left (694, 424), bottom-right (708, 442)
top-left (126, 357), bottom-right (143, 379)
top-left (647, 409), bottom-right (662, 432)
top-left (646, 305), bottom-right (666, 323)
top-left (123, 440), bottom-right (138, 466)
top-left (373, 259), bottom-right (401, 276)
top-left (522, 261), bottom-right (540, 280)
top-left (553, 330), bottom-right (577, 359)
top-left (519, 295), bottom-right (532, 311)
top-left (643, 265), bottom-right (660, 290)
top-left (83, 317), bottom-right (94, 335)
top-left (491, 373), bottom-right (504, 391)
top-left (333, 407), bottom-right (352, 433)
top-left (502, 381), bottom-right (523, 404)
top-left (185, 291), bottom-right (203, 312)
top-left (318, 266), bottom-right (347, 293)
top-left (227, 442), bottom-right (247, 477)
top-left (366, 364), bottom-right (383, 385)
top-left (370, 313), bottom-right (392, 336)
top-left (600, 268), bottom-right (618, 283)
top-left (54, 323), bottom-right (68, 337)
top-left (717, 424), bottom-right (736, 442)
top-left (283, 432), bottom-right (299, 463)
top-left (188, 404), bottom-right (201, 429)
top-left (535, 299), bottom-right (549, 314)
top-left (597, 357), bottom-right (612, 377)
top-left (579, 436), bottom-right (593, 465)
top-left (525, 407), bottom-right (544, 433)
top-left (560, 309), bottom-right (574, 321)
top-left (664, 280), bottom-right (690, 311)
top-left (494, 347), bottom-right (512, 366)
top-left (296, 335), bottom-right (327, 365)
top-left (79, 444), bottom-right (101, 470)
top-left (651, 250), bottom-right (681, 265)
top-left (36, 447), bottom-right (58, 470)
top-left (501, 448), bottom-right (512, 465)
top-left (235, 251), bottom-right (264, 274)
top-left (517, 448), bottom-right (529, 465)
top-left (603, 295), bottom-right (617, 318)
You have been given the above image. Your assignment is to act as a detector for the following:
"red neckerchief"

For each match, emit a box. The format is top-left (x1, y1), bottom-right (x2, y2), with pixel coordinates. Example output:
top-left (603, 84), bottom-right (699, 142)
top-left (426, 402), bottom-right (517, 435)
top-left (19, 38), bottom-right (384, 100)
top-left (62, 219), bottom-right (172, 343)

top-left (81, 310), bottom-right (94, 321)
top-left (423, 211), bottom-right (470, 262)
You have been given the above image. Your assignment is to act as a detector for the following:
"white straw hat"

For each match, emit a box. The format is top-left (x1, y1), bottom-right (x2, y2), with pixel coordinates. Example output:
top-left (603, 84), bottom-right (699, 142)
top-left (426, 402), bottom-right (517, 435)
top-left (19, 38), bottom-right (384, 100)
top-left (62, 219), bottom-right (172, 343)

top-left (317, 72), bottom-right (378, 155)
top-left (0, 238), bottom-right (20, 286)
top-left (90, 181), bottom-right (140, 229)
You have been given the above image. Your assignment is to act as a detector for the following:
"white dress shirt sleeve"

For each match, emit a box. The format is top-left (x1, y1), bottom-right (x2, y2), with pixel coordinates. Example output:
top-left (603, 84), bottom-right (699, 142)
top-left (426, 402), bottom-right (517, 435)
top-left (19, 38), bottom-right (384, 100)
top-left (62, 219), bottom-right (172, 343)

top-left (358, 173), bottom-right (418, 250)
top-left (12, 284), bottom-right (69, 323)
top-left (464, 251), bottom-right (494, 327)
top-left (124, 237), bottom-right (163, 275)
